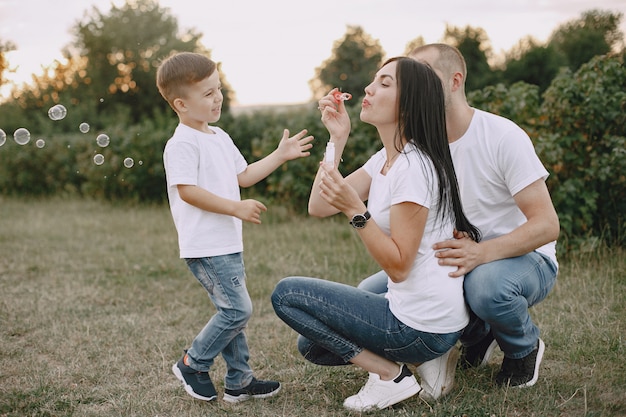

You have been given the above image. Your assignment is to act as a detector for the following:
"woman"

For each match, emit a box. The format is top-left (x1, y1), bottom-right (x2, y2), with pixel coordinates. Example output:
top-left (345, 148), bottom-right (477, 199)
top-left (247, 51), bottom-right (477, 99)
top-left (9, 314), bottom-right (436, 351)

top-left (271, 57), bottom-right (480, 412)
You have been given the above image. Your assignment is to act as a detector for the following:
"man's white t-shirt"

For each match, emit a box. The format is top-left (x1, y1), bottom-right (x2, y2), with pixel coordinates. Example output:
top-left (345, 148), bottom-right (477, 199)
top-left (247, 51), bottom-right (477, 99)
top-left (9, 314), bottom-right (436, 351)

top-left (163, 124), bottom-right (248, 258)
top-left (450, 109), bottom-right (558, 268)
top-left (363, 144), bottom-right (469, 334)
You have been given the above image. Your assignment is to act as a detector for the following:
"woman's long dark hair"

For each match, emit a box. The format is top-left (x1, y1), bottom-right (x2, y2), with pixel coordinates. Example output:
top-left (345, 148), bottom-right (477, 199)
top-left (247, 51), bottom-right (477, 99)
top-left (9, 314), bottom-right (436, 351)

top-left (387, 56), bottom-right (481, 242)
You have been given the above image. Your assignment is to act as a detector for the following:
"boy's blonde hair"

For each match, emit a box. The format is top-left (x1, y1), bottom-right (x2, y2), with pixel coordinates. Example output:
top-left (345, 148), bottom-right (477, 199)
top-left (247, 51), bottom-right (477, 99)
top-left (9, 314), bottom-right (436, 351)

top-left (156, 52), bottom-right (217, 110)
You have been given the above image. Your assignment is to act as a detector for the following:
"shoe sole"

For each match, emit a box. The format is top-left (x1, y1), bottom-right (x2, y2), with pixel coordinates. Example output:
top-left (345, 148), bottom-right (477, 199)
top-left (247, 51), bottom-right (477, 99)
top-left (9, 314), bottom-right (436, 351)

top-left (171, 363), bottom-right (217, 401)
top-left (480, 339), bottom-right (499, 366)
top-left (419, 347), bottom-right (460, 401)
top-left (514, 339), bottom-right (545, 388)
top-left (343, 378), bottom-right (421, 412)
top-left (223, 385), bottom-right (282, 403)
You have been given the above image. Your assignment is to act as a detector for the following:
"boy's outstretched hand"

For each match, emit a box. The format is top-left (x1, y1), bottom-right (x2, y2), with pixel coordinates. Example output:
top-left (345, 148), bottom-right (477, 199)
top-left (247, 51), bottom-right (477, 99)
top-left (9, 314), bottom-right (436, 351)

top-left (277, 129), bottom-right (314, 162)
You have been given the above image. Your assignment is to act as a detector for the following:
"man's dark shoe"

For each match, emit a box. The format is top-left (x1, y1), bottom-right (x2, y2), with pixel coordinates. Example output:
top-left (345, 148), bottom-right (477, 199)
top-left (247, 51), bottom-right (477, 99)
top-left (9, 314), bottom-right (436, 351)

top-left (460, 331), bottom-right (498, 369)
top-left (171, 353), bottom-right (217, 401)
top-left (223, 377), bottom-right (281, 403)
top-left (495, 339), bottom-right (545, 388)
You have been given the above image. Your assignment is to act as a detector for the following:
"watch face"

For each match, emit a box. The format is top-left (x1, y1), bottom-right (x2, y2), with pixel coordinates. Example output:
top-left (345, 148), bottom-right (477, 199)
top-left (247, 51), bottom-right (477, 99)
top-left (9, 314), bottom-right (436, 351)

top-left (350, 214), bottom-right (367, 229)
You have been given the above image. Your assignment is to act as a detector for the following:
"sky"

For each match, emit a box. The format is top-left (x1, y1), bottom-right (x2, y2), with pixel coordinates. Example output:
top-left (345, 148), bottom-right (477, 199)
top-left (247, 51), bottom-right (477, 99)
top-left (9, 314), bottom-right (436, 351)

top-left (1, 0), bottom-right (625, 107)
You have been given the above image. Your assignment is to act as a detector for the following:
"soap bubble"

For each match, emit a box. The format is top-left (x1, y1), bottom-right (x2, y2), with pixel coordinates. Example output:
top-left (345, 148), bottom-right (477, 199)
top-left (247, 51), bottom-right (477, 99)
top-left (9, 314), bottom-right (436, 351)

top-left (0, 129), bottom-right (6, 146)
top-left (123, 157), bottom-right (134, 168)
top-left (13, 128), bottom-right (31, 145)
top-left (96, 133), bottom-right (110, 147)
top-left (35, 138), bottom-right (46, 148)
top-left (48, 104), bottom-right (67, 121)
top-left (93, 154), bottom-right (105, 165)
top-left (79, 123), bottom-right (90, 133)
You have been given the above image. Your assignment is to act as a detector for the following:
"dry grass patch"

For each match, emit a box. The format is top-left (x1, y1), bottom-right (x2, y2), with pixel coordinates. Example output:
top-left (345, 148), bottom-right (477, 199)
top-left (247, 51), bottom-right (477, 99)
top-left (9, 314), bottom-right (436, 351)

top-left (0, 198), bottom-right (624, 416)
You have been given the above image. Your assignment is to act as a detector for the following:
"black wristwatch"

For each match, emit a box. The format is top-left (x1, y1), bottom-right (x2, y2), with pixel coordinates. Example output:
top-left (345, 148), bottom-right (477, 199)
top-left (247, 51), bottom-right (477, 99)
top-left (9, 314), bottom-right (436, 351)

top-left (349, 211), bottom-right (371, 229)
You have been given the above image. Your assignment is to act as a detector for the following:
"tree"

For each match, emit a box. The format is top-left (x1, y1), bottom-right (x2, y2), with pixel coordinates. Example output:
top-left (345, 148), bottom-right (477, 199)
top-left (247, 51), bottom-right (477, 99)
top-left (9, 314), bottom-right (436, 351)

top-left (549, 9), bottom-right (624, 71)
top-left (502, 37), bottom-right (565, 93)
top-left (442, 25), bottom-right (499, 91)
top-left (69, 0), bottom-right (209, 126)
top-left (403, 36), bottom-right (425, 55)
top-left (0, 39), bottom-right (16, 91)
top-left (310, 25), bottom-right (384, 103)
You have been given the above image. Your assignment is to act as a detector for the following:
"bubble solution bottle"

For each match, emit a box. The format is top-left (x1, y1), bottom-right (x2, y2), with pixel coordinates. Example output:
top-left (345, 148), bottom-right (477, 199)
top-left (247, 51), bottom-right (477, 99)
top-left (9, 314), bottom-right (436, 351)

top-left (325, 142), bottom-right (335, 169)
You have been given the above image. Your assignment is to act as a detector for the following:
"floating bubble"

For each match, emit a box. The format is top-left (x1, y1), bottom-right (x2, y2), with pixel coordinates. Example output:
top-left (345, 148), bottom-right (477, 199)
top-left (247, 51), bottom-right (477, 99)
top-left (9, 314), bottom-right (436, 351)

top-left (93, 153), bottom-right (105, 165)
top-left (48, 104), bottom-right (67, 121)
top-left (79, 122), bottom-right (90, 133)
top-left (35, 138), bottom-right (46, 148)
top-left (138, 160), bottom-right (143, 166)
top-left (96, 133), bottom-right (110, 147)
top-left (13, 128), bottom-right (31, 145)
top-left (0, 129), bottom-right (6, 146)
top-left (123, 157), bottom-right (134, 168)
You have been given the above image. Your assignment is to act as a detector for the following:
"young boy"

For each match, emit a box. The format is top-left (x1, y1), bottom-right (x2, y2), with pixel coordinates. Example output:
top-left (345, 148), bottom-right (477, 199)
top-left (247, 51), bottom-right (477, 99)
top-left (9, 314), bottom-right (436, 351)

top-left (156, 52), bottom-right (313, 403)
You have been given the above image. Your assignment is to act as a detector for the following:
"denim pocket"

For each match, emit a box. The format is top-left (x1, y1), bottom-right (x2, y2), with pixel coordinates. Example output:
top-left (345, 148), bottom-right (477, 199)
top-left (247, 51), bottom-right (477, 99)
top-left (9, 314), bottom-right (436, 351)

top-left (384, 332), bottom-right (460, 363)
top-left (186, 258), bottom-right (215, 294)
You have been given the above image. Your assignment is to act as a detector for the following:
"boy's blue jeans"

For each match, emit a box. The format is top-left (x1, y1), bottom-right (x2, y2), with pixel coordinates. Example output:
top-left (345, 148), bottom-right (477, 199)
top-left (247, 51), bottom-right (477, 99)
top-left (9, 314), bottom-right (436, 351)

top-left (184, 252), bottom-right (254, 390)
top-left (271, 276), bottom-right (461, 366)
top-left (357, 251), bottom-right (558, 359)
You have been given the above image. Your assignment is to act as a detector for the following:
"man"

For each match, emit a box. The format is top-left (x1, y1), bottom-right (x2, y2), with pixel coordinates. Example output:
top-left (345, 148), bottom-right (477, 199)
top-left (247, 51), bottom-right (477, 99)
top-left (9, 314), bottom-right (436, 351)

top-left (359, 43), bottom-right (559, 395)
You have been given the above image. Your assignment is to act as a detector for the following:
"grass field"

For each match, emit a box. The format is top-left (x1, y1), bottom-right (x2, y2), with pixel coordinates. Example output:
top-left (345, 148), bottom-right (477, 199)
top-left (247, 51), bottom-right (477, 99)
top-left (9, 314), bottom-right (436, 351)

top-left (0, 198), bottom-right (624, 417)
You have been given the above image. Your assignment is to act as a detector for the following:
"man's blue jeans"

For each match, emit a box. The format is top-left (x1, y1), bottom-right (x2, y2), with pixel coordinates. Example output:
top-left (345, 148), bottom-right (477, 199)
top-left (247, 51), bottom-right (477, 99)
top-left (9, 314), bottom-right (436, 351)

top-left (271, 276), bottom-right (461, 366)
top-left (184, 253), bottom-right (254, 390)
top-left (357, 251), bottom-right (558, 359)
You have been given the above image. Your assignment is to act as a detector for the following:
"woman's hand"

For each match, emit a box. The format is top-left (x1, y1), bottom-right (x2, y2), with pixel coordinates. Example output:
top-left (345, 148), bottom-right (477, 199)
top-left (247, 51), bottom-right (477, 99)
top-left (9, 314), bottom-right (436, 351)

top-left (317, 162), bottom-right (365, 216)
top-left (318, 88), bottom-right (351, 142)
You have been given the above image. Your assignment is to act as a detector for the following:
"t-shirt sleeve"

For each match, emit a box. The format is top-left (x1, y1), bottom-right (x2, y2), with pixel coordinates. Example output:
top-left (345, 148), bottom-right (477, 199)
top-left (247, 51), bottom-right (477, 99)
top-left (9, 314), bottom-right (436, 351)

top-left (164, 141), bottom-right (199, 187)
top-left (391, 155), bottom-right (434, 209)
top-left (497, 127), bottom-right (549, 196)
top-left (218, 127), bottom-right (248, 175)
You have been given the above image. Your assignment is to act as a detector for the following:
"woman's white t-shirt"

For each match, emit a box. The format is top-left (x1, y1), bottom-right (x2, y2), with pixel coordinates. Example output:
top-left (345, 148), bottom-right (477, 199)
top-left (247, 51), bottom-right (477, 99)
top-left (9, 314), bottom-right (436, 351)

top-left (363, 144), bottom-right (469, 334)
top-left (163, 124), bottom-right (248, 258)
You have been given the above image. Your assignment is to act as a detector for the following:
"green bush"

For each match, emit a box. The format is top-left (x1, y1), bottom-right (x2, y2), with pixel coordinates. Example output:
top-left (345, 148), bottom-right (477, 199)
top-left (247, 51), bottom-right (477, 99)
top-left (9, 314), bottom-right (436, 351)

top-left (1, 57), bottom-right (624, 248)
top-left (539, 54), bottom-right (626, 247)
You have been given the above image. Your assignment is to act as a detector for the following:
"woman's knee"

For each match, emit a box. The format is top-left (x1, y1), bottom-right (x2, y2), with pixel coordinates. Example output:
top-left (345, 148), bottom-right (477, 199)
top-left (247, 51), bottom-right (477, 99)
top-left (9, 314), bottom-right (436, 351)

top-left (271, 276), bottom-right (297, 306)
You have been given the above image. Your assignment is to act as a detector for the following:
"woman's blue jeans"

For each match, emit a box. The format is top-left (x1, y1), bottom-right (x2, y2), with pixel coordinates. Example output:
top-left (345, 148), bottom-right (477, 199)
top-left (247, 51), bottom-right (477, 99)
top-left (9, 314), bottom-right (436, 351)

top-left (357, 251), bottom-right (558, 359)
top-left (184, 253), bottom-right (254, 390)
top-left (271, 276), bottom-right (461, 366)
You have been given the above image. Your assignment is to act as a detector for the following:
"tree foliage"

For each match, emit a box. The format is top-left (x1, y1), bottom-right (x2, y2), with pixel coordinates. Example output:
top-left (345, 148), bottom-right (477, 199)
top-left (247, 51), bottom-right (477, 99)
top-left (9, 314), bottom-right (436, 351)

top-left (310, 25), bottom-right (384, 102)
top-left (0, 39), bottom-right (16, 88)
top-left (70, 0), bottom-right (207, 125)
top-left (502, 37), bottom-right (564, 93)
top-left (549, 9), bottom-right (624, 71)
top-left (0, 0), bottom-right (224, 135)
top-left (442, 25), bottom-right (497, 91)
top-left (539, 53), bottom-right (626, 246)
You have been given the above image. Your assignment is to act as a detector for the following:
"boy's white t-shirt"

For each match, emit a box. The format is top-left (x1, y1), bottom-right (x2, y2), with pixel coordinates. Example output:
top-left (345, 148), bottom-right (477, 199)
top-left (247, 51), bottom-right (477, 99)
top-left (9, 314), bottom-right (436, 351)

top-left (363, 145), bottom-right (469, 334)
top-left (449, 109), bottom-right (558, 269)
top-left (163, 123), bottom-right (248, 258)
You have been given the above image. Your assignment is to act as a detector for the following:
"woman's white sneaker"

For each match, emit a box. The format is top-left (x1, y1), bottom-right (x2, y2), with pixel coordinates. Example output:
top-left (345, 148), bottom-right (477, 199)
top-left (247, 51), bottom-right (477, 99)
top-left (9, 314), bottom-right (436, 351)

top-left (417, 347), bottom-right (460, 401)
top-left (343, 364), bottom-right (421, 412)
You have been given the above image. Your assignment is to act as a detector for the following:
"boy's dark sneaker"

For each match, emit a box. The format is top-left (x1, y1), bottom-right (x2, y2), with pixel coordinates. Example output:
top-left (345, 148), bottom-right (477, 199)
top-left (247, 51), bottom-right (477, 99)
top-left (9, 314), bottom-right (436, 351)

top-left (460, 331), bottom-right (498, 369)
top-left (495, 338), bottom-right (545, 388)
top-left (223, 377), bottom-right (281, 403)
top-left (171, 354), bottom-right (217, 401)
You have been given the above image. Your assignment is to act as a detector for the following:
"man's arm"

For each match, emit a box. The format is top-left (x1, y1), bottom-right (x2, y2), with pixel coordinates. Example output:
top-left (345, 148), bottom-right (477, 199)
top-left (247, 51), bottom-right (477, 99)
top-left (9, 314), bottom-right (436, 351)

top-left (433, 179), bottom-right (560, 277)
